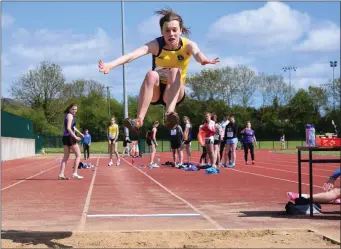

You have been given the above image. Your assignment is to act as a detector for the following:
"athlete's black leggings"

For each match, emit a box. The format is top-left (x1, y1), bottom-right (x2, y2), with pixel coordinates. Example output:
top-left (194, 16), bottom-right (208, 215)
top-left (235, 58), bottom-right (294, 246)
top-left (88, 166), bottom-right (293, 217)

top-left (83, 144), bottom-right (90, 160)
top-left (200, 146), bottom-right (207, 163)
top-left (220, 141), bottom-right (231, 162)
top-left (243, 143), bottom-right (254, 162)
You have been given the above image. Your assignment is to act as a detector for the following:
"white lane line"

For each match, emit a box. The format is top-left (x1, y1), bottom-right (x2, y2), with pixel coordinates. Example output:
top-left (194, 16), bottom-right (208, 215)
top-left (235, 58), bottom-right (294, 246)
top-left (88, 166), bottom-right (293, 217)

top-left (77, 157), bottom-right (100, 231)
top-left (2, 158), bottom-right (52, 172)
top-left (87, 213), bottom-right (201, 218)
top-left (1, 165), bottom-right (59, 191)
top-left (121, 157), bottom-right (224, 230)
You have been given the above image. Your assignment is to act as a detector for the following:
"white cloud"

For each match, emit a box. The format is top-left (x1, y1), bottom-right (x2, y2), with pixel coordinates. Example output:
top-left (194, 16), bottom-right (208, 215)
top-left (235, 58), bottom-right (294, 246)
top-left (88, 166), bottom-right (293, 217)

top-left (138, 15), bottom-right (161, 37)
top-left (63, 64), bottom-right (102, 81)
top-left (2, 13), bottom-right (15, 28)
top-left (188, 54), bottom-right (255, 74)
top-left (1, 54), bottom-right (11, 67)
top-left (294, 21), bottom-right (340, 52)
top-left (10, 28), bottom-right (117, 64)
top-left (208, 2), bottom-right (310, 47)
top-left (295, 63), bottom-right (332, 78)
top-left (283, 61), bottom-right (338, 90)
top-left (3, 27), bottom-right (123, 98)
top-left (292, 77), bottom-right (329, 89)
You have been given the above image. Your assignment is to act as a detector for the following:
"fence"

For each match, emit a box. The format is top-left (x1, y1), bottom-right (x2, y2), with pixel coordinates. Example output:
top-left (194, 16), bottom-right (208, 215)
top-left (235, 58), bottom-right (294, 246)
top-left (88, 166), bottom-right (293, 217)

top-left (40, 134), bottom-right (305, 154)
top-left (1, 110), bottom-right (35, 139)
top-left (1, 110), bottom-right (36, 159)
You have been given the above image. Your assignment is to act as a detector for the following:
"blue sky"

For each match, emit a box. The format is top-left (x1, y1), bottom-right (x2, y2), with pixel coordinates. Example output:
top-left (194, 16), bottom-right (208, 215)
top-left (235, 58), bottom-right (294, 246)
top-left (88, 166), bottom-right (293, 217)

top-left (2, 1), bottom-right (340, 107)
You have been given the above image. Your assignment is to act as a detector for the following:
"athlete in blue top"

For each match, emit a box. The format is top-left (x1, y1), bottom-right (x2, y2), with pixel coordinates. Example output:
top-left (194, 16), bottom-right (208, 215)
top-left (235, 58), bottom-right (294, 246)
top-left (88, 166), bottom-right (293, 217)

top-left (81, 129), bottom-right (91, 160)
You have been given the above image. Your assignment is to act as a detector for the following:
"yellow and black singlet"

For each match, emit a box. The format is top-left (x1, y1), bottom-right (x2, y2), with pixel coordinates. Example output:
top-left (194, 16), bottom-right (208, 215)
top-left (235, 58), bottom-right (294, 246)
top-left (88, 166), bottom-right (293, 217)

top-left (152, 36), bottom-right (192, 85)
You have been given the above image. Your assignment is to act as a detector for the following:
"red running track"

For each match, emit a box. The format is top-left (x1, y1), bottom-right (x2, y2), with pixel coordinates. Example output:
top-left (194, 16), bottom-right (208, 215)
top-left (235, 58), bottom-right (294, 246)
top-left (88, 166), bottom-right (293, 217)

top-left (2, 150), bottom-right (340, 232)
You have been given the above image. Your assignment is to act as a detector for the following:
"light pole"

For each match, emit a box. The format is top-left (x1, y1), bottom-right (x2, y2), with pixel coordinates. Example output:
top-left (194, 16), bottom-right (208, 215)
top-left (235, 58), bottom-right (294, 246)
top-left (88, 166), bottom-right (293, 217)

top-left (330, 61), bottom-right (337, 111)
top-left (106, 86), bottom-right (112, 118)
top-left (258, 72), bottom-right (265, 106)
top-left (282, 66), bottom-right (297, 101)
top-left (121, 0), bottom-right (128, 135)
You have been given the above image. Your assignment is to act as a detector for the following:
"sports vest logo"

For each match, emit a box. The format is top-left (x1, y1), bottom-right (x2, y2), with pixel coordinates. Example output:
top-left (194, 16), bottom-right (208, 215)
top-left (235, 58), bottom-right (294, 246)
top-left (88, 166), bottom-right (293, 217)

top-left (177, 55), bottom-right (184, 61)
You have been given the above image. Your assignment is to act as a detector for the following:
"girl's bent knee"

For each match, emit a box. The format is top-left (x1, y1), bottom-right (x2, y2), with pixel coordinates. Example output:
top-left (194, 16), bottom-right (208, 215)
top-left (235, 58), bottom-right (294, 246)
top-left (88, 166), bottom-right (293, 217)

top-left (146, 71), bottom-right (159, 82)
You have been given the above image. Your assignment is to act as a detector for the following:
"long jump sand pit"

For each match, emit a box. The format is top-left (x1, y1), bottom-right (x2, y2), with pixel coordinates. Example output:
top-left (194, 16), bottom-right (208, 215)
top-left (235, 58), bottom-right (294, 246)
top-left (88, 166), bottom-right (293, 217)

top-left (2, 228), bottom-right (340, 248)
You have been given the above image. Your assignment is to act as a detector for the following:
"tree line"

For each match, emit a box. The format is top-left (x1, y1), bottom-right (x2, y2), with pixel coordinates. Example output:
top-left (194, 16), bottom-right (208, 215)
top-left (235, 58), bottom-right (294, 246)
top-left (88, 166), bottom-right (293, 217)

top-left (2, 61), bottom-right (340, 141)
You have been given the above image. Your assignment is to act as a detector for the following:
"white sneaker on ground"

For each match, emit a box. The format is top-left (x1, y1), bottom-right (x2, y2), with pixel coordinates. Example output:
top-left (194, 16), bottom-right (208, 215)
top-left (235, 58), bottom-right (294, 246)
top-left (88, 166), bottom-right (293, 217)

top-left (72, 173), bottom-right (83, 179)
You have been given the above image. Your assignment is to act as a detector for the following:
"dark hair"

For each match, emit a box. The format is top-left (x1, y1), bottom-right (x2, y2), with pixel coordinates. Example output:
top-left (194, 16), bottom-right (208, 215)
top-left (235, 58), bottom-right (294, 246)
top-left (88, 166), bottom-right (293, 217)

top-left (63, 103), bottom-right (77, 114)
top-left (183, 116), bottom-right (191, 123)
top-left (211, 114), bottom-right (218, 122)
top-left (204, 112), bottom-right (212, 123)
top-left (155, 7), bottom-right (190, 36)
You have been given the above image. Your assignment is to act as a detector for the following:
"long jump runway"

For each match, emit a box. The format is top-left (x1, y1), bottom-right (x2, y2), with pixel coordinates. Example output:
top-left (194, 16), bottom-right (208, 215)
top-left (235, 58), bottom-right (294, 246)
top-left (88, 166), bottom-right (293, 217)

top-left (1, 151), bottom-right (340, 234)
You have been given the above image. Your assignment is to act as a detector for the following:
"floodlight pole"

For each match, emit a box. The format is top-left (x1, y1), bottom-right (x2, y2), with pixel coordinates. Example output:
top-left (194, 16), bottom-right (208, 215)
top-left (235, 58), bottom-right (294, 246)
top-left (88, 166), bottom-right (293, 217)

top-left (121, 0), bottom-right (128, 134)
top-left (330, 61), bottom-right (337, 111)
top-left (282, 66), bottom-right (297, 101)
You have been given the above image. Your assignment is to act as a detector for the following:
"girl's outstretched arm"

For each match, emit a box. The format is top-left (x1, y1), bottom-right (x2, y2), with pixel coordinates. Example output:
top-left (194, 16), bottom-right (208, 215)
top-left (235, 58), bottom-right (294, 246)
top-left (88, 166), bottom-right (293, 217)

top-left (188, 40), bottom-right (220, 65)
top-left (98, 39), bottom-right (159, 74)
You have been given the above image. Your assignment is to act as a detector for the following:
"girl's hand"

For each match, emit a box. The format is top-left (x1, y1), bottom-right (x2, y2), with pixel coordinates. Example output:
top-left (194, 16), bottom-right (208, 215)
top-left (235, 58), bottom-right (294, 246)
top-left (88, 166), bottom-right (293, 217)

top-left (98, 60), bottom-right (112, 74)
top-left (75, 136), bottom-right (81, 141)
top-left (201, 57), bottom-right (220, 65)
top-left (323, 178), bottom-right (335, 191)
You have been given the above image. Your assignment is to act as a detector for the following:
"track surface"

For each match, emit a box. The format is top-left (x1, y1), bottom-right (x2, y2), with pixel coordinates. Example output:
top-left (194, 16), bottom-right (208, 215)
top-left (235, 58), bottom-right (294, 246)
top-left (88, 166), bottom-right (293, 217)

top-left (2, 150), bottom-right (340, 238)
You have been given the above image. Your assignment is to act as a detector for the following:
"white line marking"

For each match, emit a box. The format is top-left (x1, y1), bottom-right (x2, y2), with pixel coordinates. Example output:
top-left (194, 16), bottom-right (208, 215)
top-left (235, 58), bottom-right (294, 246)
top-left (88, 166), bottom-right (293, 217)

top-left (191, 154), bottom-right (337, 173)
top-left (121, 157), bottom-right (224, 230)
top-left (77, 157), bottom-right (100, 231)
top-left (190, 155), bottom-right (331, 182)
top-left (238, 164), bottom-right (329, 178)
top-left (229, 168), bottom-right (323, 189)
top-left (87, 213), bottom-right (201, 218)
top-left (2, 158), bottom-right (51, 172)
top-left (252, 159), bottom-right (338, 172)
top-left (1, 165), bottom-right (60, 191)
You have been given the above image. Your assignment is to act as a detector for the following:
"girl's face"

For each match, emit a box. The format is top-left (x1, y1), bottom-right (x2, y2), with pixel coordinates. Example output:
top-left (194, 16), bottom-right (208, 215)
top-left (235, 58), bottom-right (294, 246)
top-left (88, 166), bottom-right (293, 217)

top-left (205, 114), bottom-right (211, 122)
top-left (110, 118), bottom-right (115, 124)
top-left (69, 105), bottom-right (77, 115)
top-left (162, 20), bottom-right (182, 48)
top-left (183, 117), bottom-right (188, 123)
top-left (246, 122), bottom-right (251, 129)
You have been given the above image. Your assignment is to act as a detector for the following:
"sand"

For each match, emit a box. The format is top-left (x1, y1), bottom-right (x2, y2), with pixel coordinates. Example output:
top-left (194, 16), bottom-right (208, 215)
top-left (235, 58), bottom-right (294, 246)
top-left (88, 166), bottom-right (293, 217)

top-left (2, 228), bottom-right (340, 248)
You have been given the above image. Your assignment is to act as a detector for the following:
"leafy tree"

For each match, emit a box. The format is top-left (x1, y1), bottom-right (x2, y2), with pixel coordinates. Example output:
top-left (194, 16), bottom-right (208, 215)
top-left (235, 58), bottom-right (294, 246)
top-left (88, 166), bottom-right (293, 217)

top-left (11, 61), bottom-right (65, 123)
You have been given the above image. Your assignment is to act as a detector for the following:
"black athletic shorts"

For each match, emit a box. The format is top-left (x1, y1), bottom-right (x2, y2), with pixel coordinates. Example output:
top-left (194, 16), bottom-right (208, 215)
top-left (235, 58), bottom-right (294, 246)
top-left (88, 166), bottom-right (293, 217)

top-left (151, 82), bottom-right (185, 106)
top-left (171, 142), bottom-right (181, 150)
top-left (183, 140), bottom-right (191, 145)
top-left (63, 135), bottom-right (77, 147)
